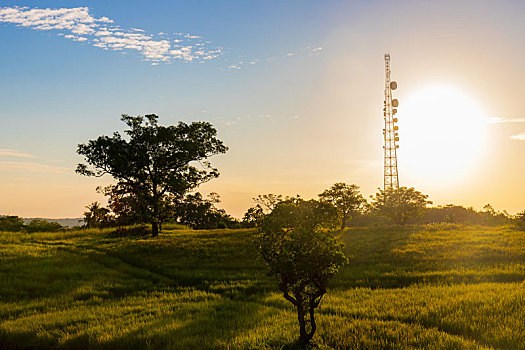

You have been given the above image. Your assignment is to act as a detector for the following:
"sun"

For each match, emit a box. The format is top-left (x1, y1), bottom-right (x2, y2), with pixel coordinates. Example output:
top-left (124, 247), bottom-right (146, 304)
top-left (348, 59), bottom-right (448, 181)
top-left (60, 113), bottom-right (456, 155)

top-left (397, 85), bottom-right (489, 184)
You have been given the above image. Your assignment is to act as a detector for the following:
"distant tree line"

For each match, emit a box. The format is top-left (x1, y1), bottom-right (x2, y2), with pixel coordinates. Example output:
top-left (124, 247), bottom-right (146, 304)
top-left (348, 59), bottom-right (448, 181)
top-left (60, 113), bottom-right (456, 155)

top-left (243, 184), bottom-right (523, 230)
top-left (0, 216), bottom-right (64, 233)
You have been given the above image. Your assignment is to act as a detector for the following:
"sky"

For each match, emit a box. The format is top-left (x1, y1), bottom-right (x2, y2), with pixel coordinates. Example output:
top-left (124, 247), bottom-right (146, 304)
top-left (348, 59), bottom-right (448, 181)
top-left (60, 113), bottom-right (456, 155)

top-left (0, 0), bottom-right (524, 218)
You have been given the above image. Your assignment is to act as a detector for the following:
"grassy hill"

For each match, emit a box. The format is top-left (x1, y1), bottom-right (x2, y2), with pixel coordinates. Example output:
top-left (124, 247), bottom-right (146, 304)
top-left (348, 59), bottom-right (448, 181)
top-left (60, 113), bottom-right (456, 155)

top-left (1, 224), bottom-right (524, 349)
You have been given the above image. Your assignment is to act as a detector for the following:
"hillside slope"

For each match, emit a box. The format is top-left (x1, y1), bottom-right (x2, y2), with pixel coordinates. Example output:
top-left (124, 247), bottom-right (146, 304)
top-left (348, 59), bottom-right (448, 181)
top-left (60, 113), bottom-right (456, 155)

top-left (0, 225), bottom-right (524, 349)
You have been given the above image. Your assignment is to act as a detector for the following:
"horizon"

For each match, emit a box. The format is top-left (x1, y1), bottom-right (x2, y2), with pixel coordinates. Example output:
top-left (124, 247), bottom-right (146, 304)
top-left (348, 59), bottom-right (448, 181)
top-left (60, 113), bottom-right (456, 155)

top-left (1, 0), bottom-right (524, 219)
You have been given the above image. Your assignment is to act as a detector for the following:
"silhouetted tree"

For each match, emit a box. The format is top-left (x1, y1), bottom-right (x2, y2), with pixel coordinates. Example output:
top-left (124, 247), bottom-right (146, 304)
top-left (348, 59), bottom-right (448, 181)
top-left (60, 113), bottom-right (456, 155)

top-left (83, 202), bottom-right (112, 228)
top-left (258, 199), bottom-right (347, 345)
top-left (242, 204), bottom-right (264, 227)
top-left (242, 194), bottom-right (300, 228)
top-left (319, 182), bottom-right (366, 229)
top-left (77, 114), bottom-right (227, 236)
top-left (97, 184), bottom-right (148, 226)
top-left (174, 192), bottom-right (238, 229)
top-left (370, 187), bottom-right (432, 225)
top-left (481, 204), bottom-right (511, 226)
top-left (253, 194), bottom-right (283, 213)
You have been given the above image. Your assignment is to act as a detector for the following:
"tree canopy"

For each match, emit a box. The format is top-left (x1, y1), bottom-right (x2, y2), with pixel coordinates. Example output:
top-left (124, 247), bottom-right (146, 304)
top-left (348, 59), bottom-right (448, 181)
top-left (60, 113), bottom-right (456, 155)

top-left (319, 182), bottom-right (366, 229)
top-left (369, 186), bottom-right (432, 225)
top-left (77, 114), bottom-right (227, 235)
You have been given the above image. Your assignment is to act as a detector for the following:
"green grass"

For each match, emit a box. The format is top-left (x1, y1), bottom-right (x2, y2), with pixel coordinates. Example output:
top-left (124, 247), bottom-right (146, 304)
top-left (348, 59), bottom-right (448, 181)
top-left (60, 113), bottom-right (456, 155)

top-left (1, 224), bottom-right (524, 349)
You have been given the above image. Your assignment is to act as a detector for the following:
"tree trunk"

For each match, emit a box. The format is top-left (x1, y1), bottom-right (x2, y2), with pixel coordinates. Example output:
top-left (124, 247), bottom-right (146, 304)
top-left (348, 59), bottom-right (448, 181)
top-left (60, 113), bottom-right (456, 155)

top-left (307, 303), bottom-right (317, 341)
top-left (152, 221), bottom-right (159, 237)
top-left (297, 305), bottom-right (309, 344)
top-left (297, 301), bottom-right (318, 345)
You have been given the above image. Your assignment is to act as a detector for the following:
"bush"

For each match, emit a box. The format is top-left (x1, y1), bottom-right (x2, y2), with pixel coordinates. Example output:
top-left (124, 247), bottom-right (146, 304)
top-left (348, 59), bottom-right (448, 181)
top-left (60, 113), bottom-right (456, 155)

top-left (109, 225), bottom-right (150, 237)
top-left (0, 216), bottom-right (25, 232)
top-left (517, 210), bottom-right (525, 231)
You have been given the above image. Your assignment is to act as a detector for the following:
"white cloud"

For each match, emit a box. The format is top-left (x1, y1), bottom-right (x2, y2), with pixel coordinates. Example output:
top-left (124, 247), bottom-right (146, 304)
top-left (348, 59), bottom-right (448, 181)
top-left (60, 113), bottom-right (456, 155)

top-left (510, 132), bottom-right (525, 141)
top-left (0, 161), bottom-right (68, 173)
top-left (0, 6), bottom-right (221, 63)
top-left (0, 149), bottom-right (35, 158)
top-left (228, 65), bottom-right (241, 70)
top-left (64, 34), bottom-right (87, 41)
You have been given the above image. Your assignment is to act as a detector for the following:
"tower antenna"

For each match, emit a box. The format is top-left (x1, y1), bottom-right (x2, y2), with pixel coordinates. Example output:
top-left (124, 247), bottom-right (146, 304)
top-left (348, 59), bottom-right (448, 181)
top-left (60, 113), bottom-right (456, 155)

top-left (383, 53), bottom-right (400, 190)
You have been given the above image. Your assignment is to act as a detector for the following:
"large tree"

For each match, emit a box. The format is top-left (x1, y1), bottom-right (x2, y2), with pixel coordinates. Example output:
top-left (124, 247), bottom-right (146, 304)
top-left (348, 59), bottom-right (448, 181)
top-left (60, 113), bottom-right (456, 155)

top-left (77, 114), bottom-right (227, 236)
top-left (258, 198), bottom-right (347, 345)
top-left (319, 182), bottom-right (366, 229)
top-left (370, 186), bottom-right (432, 225)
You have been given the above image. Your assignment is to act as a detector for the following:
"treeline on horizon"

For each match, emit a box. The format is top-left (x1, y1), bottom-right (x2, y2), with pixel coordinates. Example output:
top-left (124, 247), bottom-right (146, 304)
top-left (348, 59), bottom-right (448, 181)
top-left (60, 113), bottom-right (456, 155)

top-left (1, 184), bottom-right (524, 233)
top-left (68, 184), bottom-right (525, 231)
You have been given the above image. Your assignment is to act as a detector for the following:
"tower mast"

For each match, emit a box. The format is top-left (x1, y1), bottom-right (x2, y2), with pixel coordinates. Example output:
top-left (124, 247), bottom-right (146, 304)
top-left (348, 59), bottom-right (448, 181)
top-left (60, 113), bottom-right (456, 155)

top-left (383, 53), bottom-right (400, 190)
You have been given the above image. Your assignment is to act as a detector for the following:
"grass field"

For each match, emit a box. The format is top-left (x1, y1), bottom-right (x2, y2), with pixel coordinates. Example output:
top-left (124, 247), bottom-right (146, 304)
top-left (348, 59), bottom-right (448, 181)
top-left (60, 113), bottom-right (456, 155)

top-left (1, 224), bottom-right (524, 349)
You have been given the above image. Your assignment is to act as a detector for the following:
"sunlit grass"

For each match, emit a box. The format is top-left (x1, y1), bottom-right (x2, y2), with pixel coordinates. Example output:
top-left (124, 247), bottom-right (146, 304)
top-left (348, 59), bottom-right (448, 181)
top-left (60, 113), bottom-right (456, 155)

top-left (1, 224), bottom-right (524, 348)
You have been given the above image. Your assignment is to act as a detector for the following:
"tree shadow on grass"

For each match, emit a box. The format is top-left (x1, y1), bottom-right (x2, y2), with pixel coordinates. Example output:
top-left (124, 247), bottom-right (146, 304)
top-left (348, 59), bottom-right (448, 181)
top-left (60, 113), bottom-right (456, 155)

top-left (74, 299), bottom-right (278, 350)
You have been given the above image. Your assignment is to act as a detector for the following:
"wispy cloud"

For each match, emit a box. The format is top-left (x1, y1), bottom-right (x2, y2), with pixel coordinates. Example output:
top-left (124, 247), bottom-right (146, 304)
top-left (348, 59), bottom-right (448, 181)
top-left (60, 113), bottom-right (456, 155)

top-left (225, 44), bottom-right (325, 71)
top-left (217, 113), bottom-right (300, 127)
top-left (0, 161), bottom-right (68, 173)
top-left (0, 149), bottom-right (35, 158)
top-left (0, 6), bottom-right (221, 64)
top-left (488, 117), bottom-right (525, 124)
top-left (510, 132), bottom-right (525, 141)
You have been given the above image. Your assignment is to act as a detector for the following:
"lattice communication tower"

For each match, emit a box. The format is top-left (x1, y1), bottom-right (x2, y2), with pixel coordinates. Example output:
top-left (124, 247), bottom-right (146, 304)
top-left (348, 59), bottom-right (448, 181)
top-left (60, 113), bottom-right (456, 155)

top-left (383, 53), bottom-right (400, 190)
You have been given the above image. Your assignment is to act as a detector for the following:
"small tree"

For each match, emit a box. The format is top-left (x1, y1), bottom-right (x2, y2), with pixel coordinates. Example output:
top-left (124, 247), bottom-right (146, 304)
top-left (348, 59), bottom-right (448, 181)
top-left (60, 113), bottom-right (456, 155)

top-left (370, 186), bottom-right (432, 225)
top-left (77, 114), bottom-right (227, 236)
top-left (319, 182), bottom-right (366, 229)
top-left (258, 199), bottom-right (347, 345)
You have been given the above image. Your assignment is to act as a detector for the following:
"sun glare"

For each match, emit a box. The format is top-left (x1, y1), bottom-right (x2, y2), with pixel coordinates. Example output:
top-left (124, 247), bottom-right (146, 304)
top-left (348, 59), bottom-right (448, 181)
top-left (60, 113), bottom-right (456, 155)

top-left (398, 85), bottom-right (489, 184)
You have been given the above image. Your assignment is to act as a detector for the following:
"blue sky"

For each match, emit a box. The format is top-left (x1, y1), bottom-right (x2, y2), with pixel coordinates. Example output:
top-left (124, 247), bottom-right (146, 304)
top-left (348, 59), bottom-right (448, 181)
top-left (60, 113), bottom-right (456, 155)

top-left (1, 1), bottom-right (524, 217)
